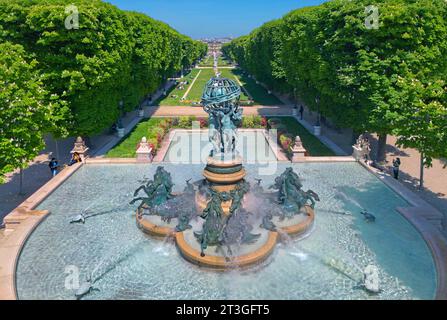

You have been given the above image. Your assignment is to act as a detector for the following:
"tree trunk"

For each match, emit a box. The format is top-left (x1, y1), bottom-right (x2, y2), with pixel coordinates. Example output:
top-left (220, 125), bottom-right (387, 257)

top-left (419, 153), bottom-right (424, 190)
top-left (376, 134), bottom-right (387, 162)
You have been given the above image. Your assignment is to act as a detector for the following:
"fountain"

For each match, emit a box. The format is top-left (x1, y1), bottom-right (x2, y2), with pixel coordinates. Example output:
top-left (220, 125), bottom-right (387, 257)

top-left (132, 76), bottom-right (318, 269)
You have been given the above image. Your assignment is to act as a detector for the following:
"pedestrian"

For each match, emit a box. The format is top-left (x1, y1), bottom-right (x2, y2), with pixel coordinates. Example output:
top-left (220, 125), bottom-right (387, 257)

top-left (392, 157), bottom-right (401, 180)
top-left (49, 157), bottom-right (59, 177)
top-left (299, 105), bottom-right (304, 120)
top-left (68, 152), bottom-right (81, 166)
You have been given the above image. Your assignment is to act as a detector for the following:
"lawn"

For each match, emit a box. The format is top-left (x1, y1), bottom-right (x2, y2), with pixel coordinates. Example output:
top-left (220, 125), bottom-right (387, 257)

top-left (229, 69), bottom-right (283, 106)
top-left (270, 117), bottom-right (335, 156)
top-left (106, 118), bottom-right (166, 158)
top-left (155, 69), bottom-right (200, 106)
top-left (155, 67), bottom-right (285, 107)
top-left (198, 55), bottom-right (214, 67)
top-left (198, 55), bottom-right (232, 67)
top-left (186, 68), bottom-right (216, 102)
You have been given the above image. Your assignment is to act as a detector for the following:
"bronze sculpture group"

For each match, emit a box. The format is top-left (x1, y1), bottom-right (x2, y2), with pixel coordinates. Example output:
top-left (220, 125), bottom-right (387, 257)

top-left (130, 166), bottom-right (319, 259)
top-left (129, 76), bottom-right (320, 261)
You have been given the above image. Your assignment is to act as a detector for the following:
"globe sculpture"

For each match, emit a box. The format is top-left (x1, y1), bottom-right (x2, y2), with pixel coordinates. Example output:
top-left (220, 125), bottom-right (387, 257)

top-left (201, 77), bottom-right (243, 158)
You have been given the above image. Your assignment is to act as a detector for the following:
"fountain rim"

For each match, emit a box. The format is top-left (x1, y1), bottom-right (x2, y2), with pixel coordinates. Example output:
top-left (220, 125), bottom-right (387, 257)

top-left (2, 160), bottom-right (446, 300)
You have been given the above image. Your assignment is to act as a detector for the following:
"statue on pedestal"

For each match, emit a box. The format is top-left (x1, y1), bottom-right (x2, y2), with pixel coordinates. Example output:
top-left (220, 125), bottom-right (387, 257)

top-left (291, 135), bottom-right (307, 162)
top-left (269, 167), bottom-right (320, 216)
top-left (202, 76), bottom-right (242, 158)
top-left (130, 166), bottom-right (175, 212)
top-left (71, 137), bottom-right (89, 163)
top-left (353, 134), bottom-right (371, 163)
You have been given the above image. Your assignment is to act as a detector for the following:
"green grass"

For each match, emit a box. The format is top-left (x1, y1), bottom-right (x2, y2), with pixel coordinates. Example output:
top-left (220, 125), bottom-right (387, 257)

top-left (105, 118), bottom-right (166, 158)
top-left (230, 69), bottom-right (283, 106)
top-left (186, 69), bottom-right (216, 102)
top-left (155, 67), bottom-right (284, 107)
top-left (271, 117), bottom-right (335, 156)
top-left (198, 55), bottom-right (213, 67)
top-left (156, 69), bottom-right (201, 106)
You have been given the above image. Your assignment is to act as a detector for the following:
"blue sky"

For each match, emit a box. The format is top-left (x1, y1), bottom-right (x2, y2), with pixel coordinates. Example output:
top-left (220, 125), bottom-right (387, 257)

top-left (106, 0), bottom-right (327, 39)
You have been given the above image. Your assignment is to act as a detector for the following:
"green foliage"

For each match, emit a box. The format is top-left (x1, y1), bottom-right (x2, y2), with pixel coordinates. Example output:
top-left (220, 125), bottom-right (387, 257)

top-left (225, 0), bottom-right (447, 161)
top-left (279, 134), bottom-right (293, 153)
top-left (393, 79), bottom-right (447, 166)
top-left (242, 115), bottom-right (263, 128)
top-left (0, 0), bottom-right (206, 178)
top-left (0, 42), bottom-right (50, 180)
top-left (223, 19), bottom-right (290, 93)
top-left (0, 0), bottom-right (206, 137)
top-left (178, 116), bottom-right (194, 128)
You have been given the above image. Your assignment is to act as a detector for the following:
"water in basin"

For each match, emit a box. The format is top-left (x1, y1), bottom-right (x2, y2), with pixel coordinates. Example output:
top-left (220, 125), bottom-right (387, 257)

top-left (163, 130), bottom-right (278, 163)
top-left (15, 162), bottom-right (437, 300)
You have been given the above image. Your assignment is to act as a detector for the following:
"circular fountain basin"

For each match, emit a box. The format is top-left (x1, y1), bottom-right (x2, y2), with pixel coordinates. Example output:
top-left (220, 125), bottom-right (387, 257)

top-left (15, 163), bottom-right (438, 300)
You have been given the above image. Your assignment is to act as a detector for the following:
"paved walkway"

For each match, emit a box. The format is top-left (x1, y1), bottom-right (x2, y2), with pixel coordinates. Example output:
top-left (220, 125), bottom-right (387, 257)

top-left (368, 135), bottom-right (447, 221)
top-left (147, 104), bottom-right (293, 117)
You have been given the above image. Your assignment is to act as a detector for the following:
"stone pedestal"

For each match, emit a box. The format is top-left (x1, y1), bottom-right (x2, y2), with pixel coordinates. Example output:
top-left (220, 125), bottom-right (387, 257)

top-left (291, 136), bottom-right (307, 162)
top-left (136, 137), bottom-right (153, 163)
top-left (71, 137), bottom-right (89, 163)
top-left (199, 155), bottom-right (246, 215)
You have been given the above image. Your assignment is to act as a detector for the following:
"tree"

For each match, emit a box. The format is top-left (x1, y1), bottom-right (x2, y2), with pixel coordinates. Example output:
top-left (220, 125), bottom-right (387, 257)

top-left (225, 0), bottom-right (447, 166)
top-left (0, 0), bottom-right (206, 180)
top-left (393, 79), bottom-right (447, 188)
top-left (0, 42), bottom-right (50, 183)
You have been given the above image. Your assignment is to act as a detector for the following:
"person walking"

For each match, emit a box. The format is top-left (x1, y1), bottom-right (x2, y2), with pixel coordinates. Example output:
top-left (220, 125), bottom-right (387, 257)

top-left (49, 157), bottom-right (59, 177)
top-left (299, 105), bottom-right (304, 120)
top-left (392, 158), bottom-right (401, 180)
